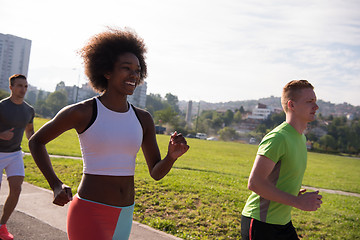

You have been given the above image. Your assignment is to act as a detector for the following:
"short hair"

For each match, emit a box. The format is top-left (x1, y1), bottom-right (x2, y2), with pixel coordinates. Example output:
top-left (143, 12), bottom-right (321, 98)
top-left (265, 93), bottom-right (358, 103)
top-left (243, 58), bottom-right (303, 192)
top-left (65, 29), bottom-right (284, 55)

top-left (78, 27), bottom-right (147, 93)
top-left (9, 74), bottom-right (26, 86)
top-left (281, 80), bottom-right (314, 112)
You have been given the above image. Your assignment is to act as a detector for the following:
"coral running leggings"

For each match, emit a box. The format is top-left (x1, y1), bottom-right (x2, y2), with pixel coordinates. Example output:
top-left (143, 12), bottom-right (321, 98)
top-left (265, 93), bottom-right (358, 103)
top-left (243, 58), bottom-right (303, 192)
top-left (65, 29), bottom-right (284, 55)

top-left (67, 194), bottom-right (134, 240)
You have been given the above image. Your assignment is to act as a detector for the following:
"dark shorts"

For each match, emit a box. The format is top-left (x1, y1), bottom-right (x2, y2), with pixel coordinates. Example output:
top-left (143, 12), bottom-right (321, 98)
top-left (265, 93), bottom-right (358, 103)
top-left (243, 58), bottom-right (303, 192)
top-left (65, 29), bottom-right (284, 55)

top-left (241, 215), bottom-right (299, 240)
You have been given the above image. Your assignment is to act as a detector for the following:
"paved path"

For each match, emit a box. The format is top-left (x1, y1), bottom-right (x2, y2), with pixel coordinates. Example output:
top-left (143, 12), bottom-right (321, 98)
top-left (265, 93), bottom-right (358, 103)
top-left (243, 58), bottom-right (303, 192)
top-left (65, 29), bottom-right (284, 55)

top-left (0, 176), bottom-right (182, 240)
top-left (302, 185), bottom-right (360, 198)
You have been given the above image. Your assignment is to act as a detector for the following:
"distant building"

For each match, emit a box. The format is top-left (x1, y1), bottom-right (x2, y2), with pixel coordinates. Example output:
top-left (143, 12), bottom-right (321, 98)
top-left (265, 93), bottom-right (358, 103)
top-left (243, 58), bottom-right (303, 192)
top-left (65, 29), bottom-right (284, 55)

top-left (55, 81), bottom-right (97, 103)
top-left (25, 84), bottom-right (38, 105)
top-left (306, 140), bottom-right (312, 150)
top-left (77, 82), bottom-right (99, 102)
top-left (235, 118), bottom-right (262, 133)
top-left (346, 113), bottom-right (354, 121)
top-left (185, 101), bottom-right (193, 126)
top-left (248, 103), bottom-right (272, 120)
top-left (128, 81), bottom-right (147, 108)
top-left (55, 80), bottom-right (147, 106)
top-left (0, 33), bottom-right (31, 91)
top-left (56, 81), bottom-right (75, 102)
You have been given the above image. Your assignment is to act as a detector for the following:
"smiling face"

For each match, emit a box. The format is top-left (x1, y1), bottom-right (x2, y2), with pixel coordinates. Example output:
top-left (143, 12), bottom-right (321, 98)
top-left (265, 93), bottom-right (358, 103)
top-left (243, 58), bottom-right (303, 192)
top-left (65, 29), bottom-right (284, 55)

top-left (105, 52), bottom-right (141, 96)
top-left (290, 88), bottom-right (319, 123)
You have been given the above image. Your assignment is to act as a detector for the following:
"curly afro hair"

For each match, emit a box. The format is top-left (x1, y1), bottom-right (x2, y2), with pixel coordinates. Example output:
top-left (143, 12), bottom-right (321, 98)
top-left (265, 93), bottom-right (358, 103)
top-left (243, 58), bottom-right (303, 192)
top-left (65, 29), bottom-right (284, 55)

top-left (79, 27), bottom-right (147, 93)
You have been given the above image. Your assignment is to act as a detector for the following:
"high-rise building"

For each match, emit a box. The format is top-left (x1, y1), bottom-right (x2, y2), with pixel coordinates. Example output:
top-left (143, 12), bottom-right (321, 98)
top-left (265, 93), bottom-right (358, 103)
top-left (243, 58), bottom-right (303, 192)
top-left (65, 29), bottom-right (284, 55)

top-left (186, 100), bottom-right (193, 125)
top-left (0, 33), bottom-right (31, 91)
top-left (128, 81), bottom-right (147, 108)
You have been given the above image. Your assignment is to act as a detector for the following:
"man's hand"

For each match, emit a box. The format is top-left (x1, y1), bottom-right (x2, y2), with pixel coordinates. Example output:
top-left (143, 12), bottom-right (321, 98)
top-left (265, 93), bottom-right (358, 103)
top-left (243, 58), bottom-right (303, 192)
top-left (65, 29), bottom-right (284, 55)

top-left (0, 128), bottom-right (14, 140)
top-left (295, 189), bottom-right (323, 211)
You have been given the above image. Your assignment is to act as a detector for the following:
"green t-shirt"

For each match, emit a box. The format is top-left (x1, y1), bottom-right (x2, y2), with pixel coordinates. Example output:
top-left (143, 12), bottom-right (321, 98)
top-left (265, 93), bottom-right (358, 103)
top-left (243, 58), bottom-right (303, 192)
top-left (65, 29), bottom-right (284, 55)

top-left (242, 122), bottom-right (307, 225)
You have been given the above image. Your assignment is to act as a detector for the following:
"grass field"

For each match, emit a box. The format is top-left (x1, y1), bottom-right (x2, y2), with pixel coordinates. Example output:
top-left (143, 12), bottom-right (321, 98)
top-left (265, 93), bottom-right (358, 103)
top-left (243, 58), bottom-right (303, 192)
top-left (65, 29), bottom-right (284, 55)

top-left (21, 118), bottom-right (360, 239)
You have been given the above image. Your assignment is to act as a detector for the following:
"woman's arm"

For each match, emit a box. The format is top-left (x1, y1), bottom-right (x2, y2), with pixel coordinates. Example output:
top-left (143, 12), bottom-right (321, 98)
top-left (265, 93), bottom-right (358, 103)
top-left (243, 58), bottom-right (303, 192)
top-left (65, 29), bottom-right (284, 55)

top-left (29, 101), bottom-right (92, 205)
top-left (137, 109), bottom-right (189, 180)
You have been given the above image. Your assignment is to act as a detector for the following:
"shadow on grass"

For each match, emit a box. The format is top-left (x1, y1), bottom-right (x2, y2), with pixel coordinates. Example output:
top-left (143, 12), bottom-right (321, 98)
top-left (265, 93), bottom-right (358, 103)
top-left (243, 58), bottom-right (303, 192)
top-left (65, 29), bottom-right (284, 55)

top-left (137, 161), bottom-right (247, 178)
top-left (173, 166), bottom-right (235, 176)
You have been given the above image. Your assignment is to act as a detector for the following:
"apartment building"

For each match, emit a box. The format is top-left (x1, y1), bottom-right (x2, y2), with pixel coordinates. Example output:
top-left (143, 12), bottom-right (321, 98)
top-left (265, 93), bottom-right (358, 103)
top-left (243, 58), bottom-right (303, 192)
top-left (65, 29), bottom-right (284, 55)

top-left (247, 103), bottom-right (272, 120)
top-left (127, 81), bottom-right (147, 108)
top-left (0, 33), bottom-right (31, 90)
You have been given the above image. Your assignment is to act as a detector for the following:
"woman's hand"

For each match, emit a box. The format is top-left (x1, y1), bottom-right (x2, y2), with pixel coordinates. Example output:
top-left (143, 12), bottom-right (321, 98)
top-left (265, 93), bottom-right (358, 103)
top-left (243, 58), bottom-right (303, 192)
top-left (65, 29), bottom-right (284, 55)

top-left (167, 131), bottom-right (190, 161)
top-left (53, 183), bottom-right (73, 206)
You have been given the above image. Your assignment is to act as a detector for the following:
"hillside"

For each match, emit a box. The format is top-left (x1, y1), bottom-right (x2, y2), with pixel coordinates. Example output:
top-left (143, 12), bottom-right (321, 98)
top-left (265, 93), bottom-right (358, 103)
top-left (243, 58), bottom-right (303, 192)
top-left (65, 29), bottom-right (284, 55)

top-left (179, 96), bottom-right (360, 117)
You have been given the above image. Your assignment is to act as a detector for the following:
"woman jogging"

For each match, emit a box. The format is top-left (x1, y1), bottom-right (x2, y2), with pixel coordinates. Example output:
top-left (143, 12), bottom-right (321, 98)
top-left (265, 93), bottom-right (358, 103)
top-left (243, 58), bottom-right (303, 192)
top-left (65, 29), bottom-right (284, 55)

top-left (29, 27), bottom-right (189, 240)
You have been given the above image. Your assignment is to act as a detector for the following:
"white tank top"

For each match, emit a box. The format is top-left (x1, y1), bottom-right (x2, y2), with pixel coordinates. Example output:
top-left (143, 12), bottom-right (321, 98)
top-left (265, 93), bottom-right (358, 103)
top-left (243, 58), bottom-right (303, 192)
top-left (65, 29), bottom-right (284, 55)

top-left (78, 97), bottom-right (143, 176)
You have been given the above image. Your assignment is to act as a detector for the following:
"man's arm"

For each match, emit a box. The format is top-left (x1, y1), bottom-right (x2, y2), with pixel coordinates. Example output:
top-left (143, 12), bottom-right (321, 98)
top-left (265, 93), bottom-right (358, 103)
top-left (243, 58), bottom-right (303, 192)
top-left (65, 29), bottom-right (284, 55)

top-left (248, 155), bottom-right (322, 211)
top-left (25, 123), bottom-right (34, 140)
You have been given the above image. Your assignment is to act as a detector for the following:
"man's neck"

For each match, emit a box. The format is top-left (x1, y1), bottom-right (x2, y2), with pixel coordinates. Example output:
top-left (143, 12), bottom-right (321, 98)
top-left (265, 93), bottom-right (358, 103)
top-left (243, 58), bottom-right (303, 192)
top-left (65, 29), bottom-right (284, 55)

top-left (286, 115), bottom-right (307, 134)
top-left (9, 95), bottom-right (24, 105)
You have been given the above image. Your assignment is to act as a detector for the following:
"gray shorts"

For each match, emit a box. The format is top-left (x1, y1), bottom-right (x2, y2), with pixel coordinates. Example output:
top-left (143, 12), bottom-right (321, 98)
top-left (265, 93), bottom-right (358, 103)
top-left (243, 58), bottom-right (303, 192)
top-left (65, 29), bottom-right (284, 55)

top-left (0, 150), bottom-right (25, 182)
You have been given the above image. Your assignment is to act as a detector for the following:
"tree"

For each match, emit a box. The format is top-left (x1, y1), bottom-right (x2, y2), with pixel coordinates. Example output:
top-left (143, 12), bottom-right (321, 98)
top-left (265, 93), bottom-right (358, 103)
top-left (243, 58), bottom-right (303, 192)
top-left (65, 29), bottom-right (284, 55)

top-left (195, 117), bottom-right (212, 134)
top-left (200, 110), bottom-right (214, 120)
top-left (25, 90), bottom-right (37, 105)
top-left (255, 124), bottom-right (267, 135)
top-left (223, 110), bottom-right (234, 126)
top-left (263, 112), bottom-right (285, 130)
top-left (35, 99), bottom-right (52, 118)
top-left (218, 127), bottom-right (238, 141)
top-left (233, 110), bottom-right (242, 123)
top-left (211, 112), bottom-right (224, 131)
top-left (36, 90), bottom-right (47, 102)
top-left (319, 134), bottom-right (337, 151)
top-left (45, 91), bottom-right (68, 117)
top-left (0, 89), bottom-right (9, 100)
top-left (306, 132), bottom-right (318, 142)
top-left (239, 106), bottom-right (245, 113)
top-left (348, 121), bottom-right (360, 154)
top-left (154, 106), bottom-right (178, 125)
top-left (165, 93), bottom-right (180, 113)
top-left (146, 93), bottom-right (169, 115)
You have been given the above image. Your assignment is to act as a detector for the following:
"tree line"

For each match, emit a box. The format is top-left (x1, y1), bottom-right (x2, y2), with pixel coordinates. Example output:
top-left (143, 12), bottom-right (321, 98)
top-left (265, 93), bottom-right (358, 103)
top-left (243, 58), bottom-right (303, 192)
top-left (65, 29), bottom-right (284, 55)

top-left (309, 115), bottom-right (360, 155)
top-left (255, 112), bottom-right (360, 155)
top-left (146, 93), bottom-right (360, 156)
top-left (1, 89), bottom-right (358, 155)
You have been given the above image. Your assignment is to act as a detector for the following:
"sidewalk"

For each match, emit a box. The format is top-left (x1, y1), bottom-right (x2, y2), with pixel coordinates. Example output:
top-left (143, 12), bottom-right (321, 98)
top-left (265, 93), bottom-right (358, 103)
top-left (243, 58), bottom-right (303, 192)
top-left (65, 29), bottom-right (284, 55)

top-left (0, 176), bottom-right (182, 240)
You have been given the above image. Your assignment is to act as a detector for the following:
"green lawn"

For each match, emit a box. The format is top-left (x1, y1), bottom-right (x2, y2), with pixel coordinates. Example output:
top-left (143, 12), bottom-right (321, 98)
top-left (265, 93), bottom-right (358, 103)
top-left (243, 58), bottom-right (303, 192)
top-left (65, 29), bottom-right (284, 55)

top-left (21, 117), bottom-right (81, 157)
top-left (22, 118), bottom-right (360, 239)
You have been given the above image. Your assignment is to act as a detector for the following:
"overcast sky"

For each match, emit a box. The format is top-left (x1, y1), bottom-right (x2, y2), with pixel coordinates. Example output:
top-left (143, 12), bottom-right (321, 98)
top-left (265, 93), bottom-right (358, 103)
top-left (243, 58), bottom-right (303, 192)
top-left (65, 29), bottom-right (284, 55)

top-left (1, 0), bottom-right (359, 105)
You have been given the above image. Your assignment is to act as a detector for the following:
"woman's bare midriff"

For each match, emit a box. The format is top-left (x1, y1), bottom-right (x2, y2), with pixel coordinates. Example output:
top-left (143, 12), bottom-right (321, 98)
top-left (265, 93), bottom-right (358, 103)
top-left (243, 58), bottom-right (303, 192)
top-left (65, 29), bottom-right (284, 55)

top-left (77, 174), bottom-right (135, 207)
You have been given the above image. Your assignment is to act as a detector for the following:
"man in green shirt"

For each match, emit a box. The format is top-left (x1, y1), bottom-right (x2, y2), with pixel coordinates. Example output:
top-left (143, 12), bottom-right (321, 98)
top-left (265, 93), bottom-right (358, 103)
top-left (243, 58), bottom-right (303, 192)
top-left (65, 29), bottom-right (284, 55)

top-left (241, 80), bottom-right (323, 240)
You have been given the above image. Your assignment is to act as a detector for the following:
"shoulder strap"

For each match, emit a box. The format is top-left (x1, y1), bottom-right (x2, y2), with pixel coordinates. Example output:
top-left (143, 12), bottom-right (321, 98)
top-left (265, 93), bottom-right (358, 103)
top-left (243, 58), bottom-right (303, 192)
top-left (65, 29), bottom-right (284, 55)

top-left (131, 104), bottom-right (144, 133)
top-left (78, 98), bottom-right (97, 134)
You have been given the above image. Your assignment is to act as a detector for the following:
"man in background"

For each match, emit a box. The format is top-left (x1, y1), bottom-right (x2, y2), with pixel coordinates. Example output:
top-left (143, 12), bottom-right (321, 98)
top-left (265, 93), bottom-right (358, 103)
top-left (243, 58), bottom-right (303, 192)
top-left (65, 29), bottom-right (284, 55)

top-left (0, 74), bottom-right (34, 240)
top-left (241, 80), bottom-right (323, 240)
